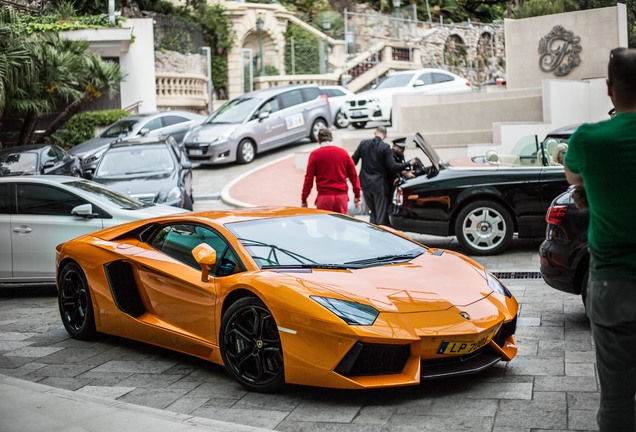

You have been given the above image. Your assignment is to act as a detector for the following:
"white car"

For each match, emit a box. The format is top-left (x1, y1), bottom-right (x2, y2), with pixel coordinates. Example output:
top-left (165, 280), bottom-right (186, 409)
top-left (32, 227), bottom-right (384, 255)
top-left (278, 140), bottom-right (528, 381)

top-left (0, 176), bottom-right (187, 285)
top-left (342, 68), bottom-right (472, 129)
top-left (319, 85), bottom-right (354, 129)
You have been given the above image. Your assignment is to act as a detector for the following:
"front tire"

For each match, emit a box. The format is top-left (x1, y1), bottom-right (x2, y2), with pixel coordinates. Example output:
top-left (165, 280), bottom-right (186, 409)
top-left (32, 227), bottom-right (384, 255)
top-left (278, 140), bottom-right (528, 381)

top-left (334, 110), bottom-right (349, 129)
top-left (237, 139), bottom-right (256, 164)
top-left (351, 121), bottom-right (367, 129)
top-left (310, 118), bottom-right (328, 142)
top-left (220, 296), bottom-right (285, 393)
top-left (454, 200), bottom-right (513, 256)
top-left (58, 262), bottom-right (97, 340)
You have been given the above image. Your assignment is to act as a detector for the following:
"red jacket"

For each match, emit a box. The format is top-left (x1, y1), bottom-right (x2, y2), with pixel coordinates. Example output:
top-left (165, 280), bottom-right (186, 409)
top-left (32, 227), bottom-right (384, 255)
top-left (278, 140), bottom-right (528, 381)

top-left (301, 145), bottom-right (361, 204)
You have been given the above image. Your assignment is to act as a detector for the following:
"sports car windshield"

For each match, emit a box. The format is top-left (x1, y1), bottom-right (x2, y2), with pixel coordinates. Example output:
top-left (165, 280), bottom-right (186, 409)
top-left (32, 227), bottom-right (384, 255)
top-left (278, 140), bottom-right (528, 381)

top-left (204, 98), bottom-right (261, 124)
top-left (227, 214), bottom-right (426, 269)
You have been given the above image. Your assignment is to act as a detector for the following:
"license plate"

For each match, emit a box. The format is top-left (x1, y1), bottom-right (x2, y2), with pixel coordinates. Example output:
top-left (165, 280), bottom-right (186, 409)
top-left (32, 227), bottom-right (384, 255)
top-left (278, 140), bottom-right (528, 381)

top-left (350, 111), bottom-right (364, 118)
top-left (437, 331), bottom-right (495, 355)
top-left (189, 149), bottom-right (203, 156)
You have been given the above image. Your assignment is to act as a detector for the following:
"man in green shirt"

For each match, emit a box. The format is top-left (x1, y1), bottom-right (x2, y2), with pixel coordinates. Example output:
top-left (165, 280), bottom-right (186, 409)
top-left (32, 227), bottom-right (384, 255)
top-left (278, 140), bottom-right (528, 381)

top-left (565, 47), bottom-right (636, 432)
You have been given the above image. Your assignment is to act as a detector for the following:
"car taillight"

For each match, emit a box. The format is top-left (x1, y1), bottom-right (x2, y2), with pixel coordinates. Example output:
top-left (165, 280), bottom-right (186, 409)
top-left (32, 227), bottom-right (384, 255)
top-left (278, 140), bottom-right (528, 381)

top-left (546, 205), bottom-right (568, 225)
top-left (319, 94), bottom-right (330, 106)
top-left (393, 187), bottom-right (403, 206)
top-left (465, 81), bottom-right (471, 87)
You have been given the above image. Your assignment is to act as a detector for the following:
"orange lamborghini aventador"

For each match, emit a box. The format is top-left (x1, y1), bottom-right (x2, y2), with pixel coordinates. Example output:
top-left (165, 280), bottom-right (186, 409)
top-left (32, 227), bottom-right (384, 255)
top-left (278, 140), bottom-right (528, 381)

top-left (55, 207), bottom-right (518, 392)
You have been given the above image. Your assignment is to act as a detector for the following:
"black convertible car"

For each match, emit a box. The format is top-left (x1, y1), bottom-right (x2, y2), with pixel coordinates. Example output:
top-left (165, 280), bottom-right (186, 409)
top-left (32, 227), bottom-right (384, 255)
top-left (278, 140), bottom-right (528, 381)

top-left (390, 133), bottom-right (570, 255)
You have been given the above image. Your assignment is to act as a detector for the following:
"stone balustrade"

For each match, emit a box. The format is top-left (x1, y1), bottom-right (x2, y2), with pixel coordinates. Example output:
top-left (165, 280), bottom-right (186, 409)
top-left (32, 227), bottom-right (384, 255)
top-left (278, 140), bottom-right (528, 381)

top-left (155, 72), bottom-right (209, 112)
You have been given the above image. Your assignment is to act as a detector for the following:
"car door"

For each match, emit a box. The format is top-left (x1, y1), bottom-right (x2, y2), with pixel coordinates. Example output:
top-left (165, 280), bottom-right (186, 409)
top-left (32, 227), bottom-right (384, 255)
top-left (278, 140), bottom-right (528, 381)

top-left (11, 183), bottom-right (104, 280)
top-left (250, 96), bottom-right (287, 150)
top-left (277, 89), bottom-right (310, 144)
top-left (40, 145), bottom-right (66, 175)
top-left (132, 223), bottom-right (242, 344)
top-left (0, 182), bottom-right (12, 279)
top-left (160, 115), bottom-right (198, 144)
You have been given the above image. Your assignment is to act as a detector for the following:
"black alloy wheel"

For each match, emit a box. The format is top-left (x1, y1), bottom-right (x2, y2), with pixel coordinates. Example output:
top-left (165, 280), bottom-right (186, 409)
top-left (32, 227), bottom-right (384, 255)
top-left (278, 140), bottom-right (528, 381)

top-left (454, 200), bottom-right (514, 256)
top-left (58, 262), bottom-right (97, 340)
top-left (220, 296), bottom-right (285, 393)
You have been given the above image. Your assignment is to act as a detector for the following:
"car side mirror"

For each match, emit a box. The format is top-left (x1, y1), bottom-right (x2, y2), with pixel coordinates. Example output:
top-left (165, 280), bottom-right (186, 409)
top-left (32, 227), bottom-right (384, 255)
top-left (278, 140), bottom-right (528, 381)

top-left (258, 112), bottom-right (270, 121)
top-left (43, 161), bottom-right (55, 169)
top-left (413, 80), bottom-right (425, 87)
top-left (192, 243), bottom-right (217, 282)
top-left (139, 128), bottom-right (150, 136)
top-left (181, 161), bottom-right (192, 169)
top-left (71, 203), bottom-right (97, 218)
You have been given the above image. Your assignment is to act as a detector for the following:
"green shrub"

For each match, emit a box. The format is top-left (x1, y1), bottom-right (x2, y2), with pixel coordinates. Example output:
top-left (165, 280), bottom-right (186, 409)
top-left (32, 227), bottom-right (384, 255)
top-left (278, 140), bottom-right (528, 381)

top-left (50, 109), bottom-right (130, 149)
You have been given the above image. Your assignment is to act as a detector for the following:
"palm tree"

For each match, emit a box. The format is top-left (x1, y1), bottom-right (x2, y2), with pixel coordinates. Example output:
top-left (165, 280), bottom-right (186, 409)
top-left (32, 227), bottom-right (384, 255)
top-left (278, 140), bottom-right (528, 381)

top-left (15, 34), bottom-right (84, 146)
top-left (38, 53), bottom-right (124, 142)
top-left (0, 7), bottom-right (36, 125)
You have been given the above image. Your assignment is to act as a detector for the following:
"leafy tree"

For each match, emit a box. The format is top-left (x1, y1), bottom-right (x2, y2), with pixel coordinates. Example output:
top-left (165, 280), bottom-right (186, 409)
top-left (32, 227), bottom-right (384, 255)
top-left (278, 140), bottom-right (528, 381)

top-left (0, 7), bottom-right (35, 123)
top-left (14, 34), bottom-right (84, 146)
top-left (38, 53), bottom-right (124, 142)
top-left (514, 0), bottom-right (579, 18)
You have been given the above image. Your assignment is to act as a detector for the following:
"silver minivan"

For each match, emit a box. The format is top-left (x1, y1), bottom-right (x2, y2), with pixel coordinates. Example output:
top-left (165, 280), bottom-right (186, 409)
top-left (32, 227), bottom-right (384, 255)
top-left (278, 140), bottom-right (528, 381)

top-left (183, 84), bottom-right (331, 164)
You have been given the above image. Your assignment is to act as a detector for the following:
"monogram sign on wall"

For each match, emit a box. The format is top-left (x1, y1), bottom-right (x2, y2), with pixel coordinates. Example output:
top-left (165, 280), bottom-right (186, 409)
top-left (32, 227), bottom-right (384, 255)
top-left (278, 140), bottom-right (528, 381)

top-left (538, 25), bottom-right (582, 76)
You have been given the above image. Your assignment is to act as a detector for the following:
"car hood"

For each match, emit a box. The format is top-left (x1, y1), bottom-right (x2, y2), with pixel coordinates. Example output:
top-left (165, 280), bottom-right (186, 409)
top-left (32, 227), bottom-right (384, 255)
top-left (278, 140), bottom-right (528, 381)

top-left (184, 123), bottom-right (237, 142)
top-left (414, 132), bottom-right (444, 173)
top-left (69, 137), bottom-right (116, 157)
top-left (278, 250), bottom-right (491, 313)
top-left (94, 171), bottom-right (177, 196)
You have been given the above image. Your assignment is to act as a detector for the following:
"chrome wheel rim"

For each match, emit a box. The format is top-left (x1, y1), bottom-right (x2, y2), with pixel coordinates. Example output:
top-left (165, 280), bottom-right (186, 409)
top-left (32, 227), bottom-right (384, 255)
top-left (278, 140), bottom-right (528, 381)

top-left (241, 142), bottom-right (255, 163)
top-left (460, 207), bottom-right (508, 252)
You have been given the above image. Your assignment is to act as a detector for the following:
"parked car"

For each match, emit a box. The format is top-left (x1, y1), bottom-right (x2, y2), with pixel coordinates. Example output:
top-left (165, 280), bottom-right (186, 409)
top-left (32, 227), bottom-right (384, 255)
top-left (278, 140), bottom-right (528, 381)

top-left (0, 144), bottom-right (82, 177)
top-left (182, 84), bottom-right (331, 165)
top-left (92, 136), bottom-right (194, 210)
top-left (0, 175), bottom-right (186, 285)
top-left (342, 68), bottom-right (472, 129)
top-left (539, 187), bottom-right (589, 305)
top-left (389, 133), bottom-right (570, 256)
top-left (319, 84), bottom-right (354, 129)
top-left (56, 207), bottom-right (518, 392)
top-left (69, 110), bottom-right (205, 178)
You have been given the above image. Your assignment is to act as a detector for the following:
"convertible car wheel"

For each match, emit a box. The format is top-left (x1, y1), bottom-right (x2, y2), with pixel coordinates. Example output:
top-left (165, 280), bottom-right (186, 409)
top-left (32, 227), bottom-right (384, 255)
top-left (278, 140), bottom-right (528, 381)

top-left (220, 297), bottom-right (285, 393)
top-left (58, 262), bottom-right (97, 340)
top-left (455, 200), bottom-right (513, 256)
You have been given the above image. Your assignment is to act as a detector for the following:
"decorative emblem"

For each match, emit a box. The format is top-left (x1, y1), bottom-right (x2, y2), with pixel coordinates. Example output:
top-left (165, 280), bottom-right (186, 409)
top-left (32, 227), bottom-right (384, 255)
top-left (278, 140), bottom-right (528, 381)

top-left (459, 312), bottom-right (471, 320)
top-left (538, 25), bottom-right (582, 76)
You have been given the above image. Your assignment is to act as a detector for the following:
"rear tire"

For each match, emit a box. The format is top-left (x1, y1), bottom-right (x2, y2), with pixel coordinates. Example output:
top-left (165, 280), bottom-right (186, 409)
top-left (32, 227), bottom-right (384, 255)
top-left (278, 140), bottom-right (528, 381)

top-left (58, 262), bottom-right (97, 340)
top-left (237, 139), bottom-right (256, 164)
top-left (454, 200), bottom-right (513, 256)
top-left (351, 121), bottom-right (367, 129)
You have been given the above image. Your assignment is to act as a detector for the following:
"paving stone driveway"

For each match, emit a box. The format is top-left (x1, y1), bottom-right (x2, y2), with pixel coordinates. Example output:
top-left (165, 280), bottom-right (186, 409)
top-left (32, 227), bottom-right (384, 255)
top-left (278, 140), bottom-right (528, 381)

top-left (0, 239), bottom-right (600, 432)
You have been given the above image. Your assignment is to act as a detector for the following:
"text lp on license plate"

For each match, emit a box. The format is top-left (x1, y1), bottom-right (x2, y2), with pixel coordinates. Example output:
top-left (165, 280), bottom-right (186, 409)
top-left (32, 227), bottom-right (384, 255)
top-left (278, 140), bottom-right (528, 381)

top-left (436, 330), bottom-right (496, 355)
top-left (189, 149), bottom-right (203, 156)
top-left (350, 111), bottom-right (364, 118)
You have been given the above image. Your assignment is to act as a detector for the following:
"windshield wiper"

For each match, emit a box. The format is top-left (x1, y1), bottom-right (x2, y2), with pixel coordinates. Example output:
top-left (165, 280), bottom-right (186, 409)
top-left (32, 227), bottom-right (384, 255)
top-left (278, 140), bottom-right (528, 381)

top-left (344, 253), bottom-right (421, 266)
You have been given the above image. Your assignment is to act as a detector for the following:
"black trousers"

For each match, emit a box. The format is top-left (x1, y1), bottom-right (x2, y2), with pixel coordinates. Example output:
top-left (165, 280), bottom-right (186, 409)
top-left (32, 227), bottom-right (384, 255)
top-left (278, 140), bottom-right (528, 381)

top-left (363, 188), bottom-right (390, 226)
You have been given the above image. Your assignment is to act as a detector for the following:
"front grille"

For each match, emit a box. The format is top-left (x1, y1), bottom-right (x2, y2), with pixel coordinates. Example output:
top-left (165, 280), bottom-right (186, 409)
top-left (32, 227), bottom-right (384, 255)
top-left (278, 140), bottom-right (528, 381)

top-left (335, 342), bottom-right (410, 376)
top-left (493, 271), bottom-right (542, 279)
top-left (348, 100), bottom-right (367, 107)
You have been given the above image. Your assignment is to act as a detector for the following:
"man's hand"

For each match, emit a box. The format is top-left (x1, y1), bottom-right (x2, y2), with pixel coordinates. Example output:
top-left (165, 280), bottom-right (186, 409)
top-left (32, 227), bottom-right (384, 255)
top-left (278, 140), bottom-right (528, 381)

top-left (301, 202), bottom-right (308, 208)
top-left (354, 197), bottom-right (361, 208)
top-left (571, 186), bottom-right (589, 212)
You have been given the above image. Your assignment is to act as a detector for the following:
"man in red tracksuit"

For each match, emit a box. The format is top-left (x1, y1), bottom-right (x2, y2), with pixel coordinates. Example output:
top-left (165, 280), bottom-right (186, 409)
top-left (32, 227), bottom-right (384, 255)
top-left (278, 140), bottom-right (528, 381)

top-left (301, 128), bottom-right (361, 214)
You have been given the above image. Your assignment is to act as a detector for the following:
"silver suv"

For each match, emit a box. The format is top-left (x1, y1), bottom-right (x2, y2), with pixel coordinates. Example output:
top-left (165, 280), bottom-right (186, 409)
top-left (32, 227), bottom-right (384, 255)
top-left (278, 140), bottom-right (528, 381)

top-left (183, 84), bottom-right (331, 164)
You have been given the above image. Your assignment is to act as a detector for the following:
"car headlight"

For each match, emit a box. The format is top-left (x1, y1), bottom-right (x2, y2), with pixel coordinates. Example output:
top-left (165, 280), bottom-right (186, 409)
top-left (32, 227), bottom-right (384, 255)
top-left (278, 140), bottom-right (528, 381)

top-left (84, 150), bottom-right (104, 165)
top-left (486, 271), bottom-right (512, 297)
top-left (214, 127), bottom-right (237, 144)
top-left (310, 296), bottom-right (379, 326)
top-left (158, 187), bottom-right (182, 204)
